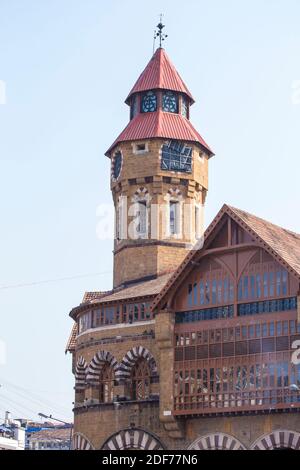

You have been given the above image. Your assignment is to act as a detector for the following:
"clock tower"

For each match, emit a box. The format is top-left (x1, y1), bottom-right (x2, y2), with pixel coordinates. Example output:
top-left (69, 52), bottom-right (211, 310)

top-left (106, 47), bottom-right (214, 288)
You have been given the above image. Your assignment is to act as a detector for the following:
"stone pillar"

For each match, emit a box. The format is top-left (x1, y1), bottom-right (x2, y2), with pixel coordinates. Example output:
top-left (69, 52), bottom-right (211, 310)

top-left (155, 309), bottom-right (185, 439)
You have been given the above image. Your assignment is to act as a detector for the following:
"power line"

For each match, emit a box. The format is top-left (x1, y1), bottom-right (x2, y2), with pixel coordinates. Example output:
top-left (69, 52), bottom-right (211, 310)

top-left (0, 392), bottom-right (37, 418)
top-left (0, 270), bottom-right (112, 290)
top-left (0, 378), bottom-right (72, 419)
top-left (0, 382), bottom-right (71, 419)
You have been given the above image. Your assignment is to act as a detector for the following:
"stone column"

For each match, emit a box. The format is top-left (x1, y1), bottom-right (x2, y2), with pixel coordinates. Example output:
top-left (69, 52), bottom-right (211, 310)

top-left (155, 309), bottom-right (185, 439)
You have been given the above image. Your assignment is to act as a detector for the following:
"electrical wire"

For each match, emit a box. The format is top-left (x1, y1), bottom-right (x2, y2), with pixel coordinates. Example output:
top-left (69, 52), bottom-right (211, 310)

top-left (0, 270), bottom-right (112, 290)
top-left (0, 379), bottom-right (72, 421)
top-left (0, 383), bottom-right (70, 419)
top-left (0, 392), bottom-right (37, 418)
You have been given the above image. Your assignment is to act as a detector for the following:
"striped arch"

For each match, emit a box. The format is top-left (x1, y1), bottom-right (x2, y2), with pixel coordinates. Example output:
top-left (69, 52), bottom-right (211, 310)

top-left (86, 351), bottom-right (118, 386)
top-left (188, 433), bottom-right (246, 450)
top-left (75, 356), bottom-right (88, 390)
top-left (101, 428), bottom-right (165, 450)
top-left (116, 346), bottom-right (158, 382)
top-left (251, 429), bottom-right (300, 450)
top-left (73, 432), bottom-right (94, 450)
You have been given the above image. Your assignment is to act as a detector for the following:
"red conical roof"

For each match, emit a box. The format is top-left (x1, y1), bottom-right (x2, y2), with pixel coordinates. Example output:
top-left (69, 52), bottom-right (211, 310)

top-left (105, 111), bottom-right (214, 156)
top-left (125, 48), bottom-right (194, 105)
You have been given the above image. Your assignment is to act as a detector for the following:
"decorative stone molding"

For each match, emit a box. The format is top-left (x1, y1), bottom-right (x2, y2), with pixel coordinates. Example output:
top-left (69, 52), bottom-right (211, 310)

top-left (75, 356), bottom-right (88, 391)
top-left (131, 187), bottom-right (151, 204)
top-left (86, 351), bottom-right (118, 386)
top-left (251, 429), bottom-right (300, 450)
top-left (101, 427), bottom-right (164, 450)
top-left (73, 432), bottom-right (94, 450)
top-left (188, 433), bottom-right (246, 450)
top-left (116, 346), bottom-right (157, 382)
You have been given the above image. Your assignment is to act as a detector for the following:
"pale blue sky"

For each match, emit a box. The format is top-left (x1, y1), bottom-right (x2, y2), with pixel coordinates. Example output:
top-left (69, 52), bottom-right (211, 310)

top-left (0, 0), bottom-right (299, 422)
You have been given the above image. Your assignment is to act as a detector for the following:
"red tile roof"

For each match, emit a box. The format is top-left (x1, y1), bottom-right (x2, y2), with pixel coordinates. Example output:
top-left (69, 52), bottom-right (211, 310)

top-left (82, 290), bottom-right (112, 303)
top-left (69, 273), bottom-right (174, 320)
top-left (92, 272), bottom-right (173, 303)
top-left (152, 204), bottom-right (300, 311)
top-left (29, 428), bottom-right (72, 442)
top-left (125, 48), bottom-right (194, 105)
top-left (65, 323), bottom-right (77, 353)
top-left (229, 205), bottom-right (300, 276)
top-left (105, 110), bottom-right (214, 156)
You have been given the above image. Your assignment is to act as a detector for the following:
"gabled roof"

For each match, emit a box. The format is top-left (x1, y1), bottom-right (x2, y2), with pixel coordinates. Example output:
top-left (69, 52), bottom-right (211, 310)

top-left (228, 206), bottom-right (300, 275)
top-left (105, 110), bottom-right (214, 156)
top-left (152, 204), bottom-right (300, 311)
top-left (125, 48), bottom-right (194, 105)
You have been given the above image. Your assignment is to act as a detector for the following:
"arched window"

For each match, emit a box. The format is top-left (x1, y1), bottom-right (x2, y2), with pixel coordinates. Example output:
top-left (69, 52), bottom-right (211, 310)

top-left (237, 251), bottom-right (290, 302)
top-left (99, 365), bottom-right (114, 403)
top-left (136, 201), bottom-right (147, 236)
top-left (131, 359), bottom-right (150, 400)
top-left (170, 200), bottom-right (180, 235)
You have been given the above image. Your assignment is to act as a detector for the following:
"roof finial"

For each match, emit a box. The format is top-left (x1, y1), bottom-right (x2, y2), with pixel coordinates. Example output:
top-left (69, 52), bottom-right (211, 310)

top-left (153, 14), bottom-right (168, 51)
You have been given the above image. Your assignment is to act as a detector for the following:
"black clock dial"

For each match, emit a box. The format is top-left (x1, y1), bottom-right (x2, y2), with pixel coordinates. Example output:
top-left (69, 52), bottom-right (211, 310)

top-left (141, 91), bottom-right (157, 112)
top-left (112, 151), bottom-right (122, 180)
top-left (162, 91), bottom-right (178, 113)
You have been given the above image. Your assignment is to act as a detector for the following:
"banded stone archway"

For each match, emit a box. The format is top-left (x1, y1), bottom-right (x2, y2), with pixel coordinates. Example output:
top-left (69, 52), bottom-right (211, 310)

top-left (73, 432), bottom-right (94, 450)
top-left (188, 432), bottom-right (246, 450)
top-left (251, 430), bottom-right (300, 450)
top-left (75, 356), bottom-right (88, 390)
top-left (86, 351), bottom-right (118, 386)
top-left (101, 428), bottom-right (165, 450)
top-left (116, 346), bottom-right (158, 382)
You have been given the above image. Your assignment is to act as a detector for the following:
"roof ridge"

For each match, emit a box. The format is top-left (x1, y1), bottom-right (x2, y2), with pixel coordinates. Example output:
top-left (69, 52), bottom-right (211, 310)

top-left (227, 205), bottom-right (300, 239)
top-left (125, 47), bottom-right (194, 104)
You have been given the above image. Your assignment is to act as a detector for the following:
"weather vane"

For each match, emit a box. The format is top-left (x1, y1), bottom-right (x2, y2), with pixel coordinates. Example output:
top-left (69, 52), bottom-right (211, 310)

top-left (153, 14), bottom-right (168, 52)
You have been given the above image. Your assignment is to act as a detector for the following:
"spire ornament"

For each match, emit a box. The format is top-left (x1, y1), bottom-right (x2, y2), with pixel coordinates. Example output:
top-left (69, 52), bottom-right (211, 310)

top-left (153, 14), bottom-right (168, 51)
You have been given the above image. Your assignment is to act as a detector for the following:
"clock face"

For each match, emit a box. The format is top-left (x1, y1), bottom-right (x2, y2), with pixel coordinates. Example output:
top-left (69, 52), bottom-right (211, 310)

top-left (112, 151), bottom-right (122, 180)
top-left (162, 91), bottom-right (178, 113)
top-left (161, 140), bottom-right (192, 173)
top-left (141, 91), bottom-right (157, 112)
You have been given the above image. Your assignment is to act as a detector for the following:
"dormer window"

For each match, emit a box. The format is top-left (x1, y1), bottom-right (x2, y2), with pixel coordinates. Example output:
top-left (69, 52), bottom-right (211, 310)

top-left (141, 91), bottom-right (157, 113)
top-left (130, 95), bottom-right (138, 120)
top-left (181, 95), bottom-right (189, 118)
top-left (162, 91), bottom-right (178, 113)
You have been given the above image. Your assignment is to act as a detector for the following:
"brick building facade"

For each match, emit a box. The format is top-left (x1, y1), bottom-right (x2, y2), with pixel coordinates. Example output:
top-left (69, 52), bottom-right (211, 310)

top-left (66, 46), bottom-right (300, 450)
